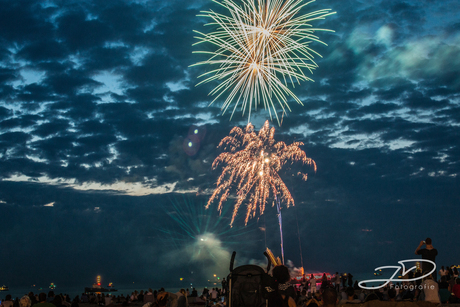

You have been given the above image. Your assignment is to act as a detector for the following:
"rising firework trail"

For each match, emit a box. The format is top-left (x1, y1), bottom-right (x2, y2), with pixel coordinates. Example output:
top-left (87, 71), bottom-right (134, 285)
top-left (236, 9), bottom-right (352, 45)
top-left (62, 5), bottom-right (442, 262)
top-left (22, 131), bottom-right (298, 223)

top-left (207, 120), bottom-right (316, 226)
top-left (192, 0), bottom-right (335, 124)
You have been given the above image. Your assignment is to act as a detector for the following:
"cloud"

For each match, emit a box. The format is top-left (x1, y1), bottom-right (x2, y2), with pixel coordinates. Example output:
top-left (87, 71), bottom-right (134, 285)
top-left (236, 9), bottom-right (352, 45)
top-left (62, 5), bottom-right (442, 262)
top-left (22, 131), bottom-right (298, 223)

top-left (2, 174), bottom-right (183, 196)
top-left (43, 201), bottom-right (55, 207)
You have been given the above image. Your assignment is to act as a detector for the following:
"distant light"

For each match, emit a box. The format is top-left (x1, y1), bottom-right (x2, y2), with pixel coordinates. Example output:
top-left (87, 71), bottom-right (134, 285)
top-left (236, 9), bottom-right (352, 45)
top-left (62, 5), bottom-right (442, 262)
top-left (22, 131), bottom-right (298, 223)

top-left (188, 142), bottom-right (193, 147)
top-left (259, 171), bottom-right (263, 176)
top-left (265, 158), bottom-right (269, 163)
top-left (194, 129), bottom-right (199, 134)
top-left (180, 278), bottom-right (183, 281)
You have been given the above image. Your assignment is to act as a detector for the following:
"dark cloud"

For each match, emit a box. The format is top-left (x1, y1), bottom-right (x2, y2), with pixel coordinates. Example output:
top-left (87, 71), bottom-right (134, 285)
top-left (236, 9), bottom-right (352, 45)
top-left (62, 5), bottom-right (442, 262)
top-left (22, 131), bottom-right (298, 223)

top-left (355, 102), bottom-right (400, 115)
top-left (0, 106), bottom-right (12, 119)
top-left (0, 1), bottom-right (54, 44)
top-left (17, 39), bottom-right (68, 62)
top-left (44, 69), bottom-right (102, 95)
top-left (403, 91), bottom-right (450, 110)
top-left (124, 53), bottom-right (184, 86)
top-left (81, 45), bottom-right (132, 71)
top-left (56, 10), bottom-right (113, 52)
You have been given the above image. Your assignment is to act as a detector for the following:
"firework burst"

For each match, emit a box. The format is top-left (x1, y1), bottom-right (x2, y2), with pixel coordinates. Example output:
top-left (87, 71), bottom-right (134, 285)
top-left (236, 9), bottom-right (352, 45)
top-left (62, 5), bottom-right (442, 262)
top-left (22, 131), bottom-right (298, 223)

top-left (207, 120), bottom-right (316, 226)
top-left (192, 0), bottom-right (335, 123)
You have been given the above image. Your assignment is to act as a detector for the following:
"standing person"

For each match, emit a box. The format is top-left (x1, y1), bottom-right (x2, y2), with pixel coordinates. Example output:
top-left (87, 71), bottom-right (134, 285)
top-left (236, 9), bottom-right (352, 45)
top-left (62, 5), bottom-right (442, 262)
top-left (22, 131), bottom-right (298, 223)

top-left (347, 273), bottom-right (353, 288)
top-left (334, 272), bottom-right (341, 292)
top-left (453, 267), bottom-right (459, 279)
top-left (221, 278), bottom-right (227, 295)
top-left (310, 274), bottom-right (317, 295)
top-left (447, 266), bottom-right (454, 280)
top-left (415, 238), bottom-right (438, 281)
top-left (439, 266), bottom-right (447, 279)
top-left (341, 274), bottom-right (347, 289)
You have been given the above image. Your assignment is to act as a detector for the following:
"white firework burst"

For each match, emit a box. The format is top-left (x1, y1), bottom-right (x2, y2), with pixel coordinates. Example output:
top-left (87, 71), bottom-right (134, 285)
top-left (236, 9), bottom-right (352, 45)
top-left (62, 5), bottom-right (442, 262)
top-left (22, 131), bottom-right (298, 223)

top-left (191, 0), bottom-right (335, 124)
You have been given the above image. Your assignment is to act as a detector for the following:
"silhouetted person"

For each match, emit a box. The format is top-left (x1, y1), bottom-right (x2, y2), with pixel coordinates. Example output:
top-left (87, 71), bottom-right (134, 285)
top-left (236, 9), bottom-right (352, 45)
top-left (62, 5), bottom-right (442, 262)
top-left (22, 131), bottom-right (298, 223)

top-left (322, 288), bottom-right (338, 307)
top-left (2, 295), bottom-right (13, 307)
top-left (47, 292), bottom-right (55, 304)
top-left (415, 238), bottom-right (438, 281)
top-left (340, 287), bottom-right (360, 304)
top-left (28, 293), bottom-right (38, 307)
top-left (387, 288), bottom-right (397, 301)
top-left (267, 265), bottom-right (296, 307)
top-left (334, 273), bottom-right (340, 292)
top-left (51, 295), bottom-right (65, 307)
top-left (70, 296), bottom-right (79, 307)
top-left (34, 293), bottom-right (55, 307)
top-left (191, 288), bottom-right (197, 297)
top-left (347, 273), bottom-right (353, 287)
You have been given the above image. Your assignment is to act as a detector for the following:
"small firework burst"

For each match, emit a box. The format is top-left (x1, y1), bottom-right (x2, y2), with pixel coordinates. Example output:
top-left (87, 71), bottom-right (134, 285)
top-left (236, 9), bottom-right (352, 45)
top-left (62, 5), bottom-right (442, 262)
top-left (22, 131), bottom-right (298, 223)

top-left (207, 120), bottom-right (316, 225)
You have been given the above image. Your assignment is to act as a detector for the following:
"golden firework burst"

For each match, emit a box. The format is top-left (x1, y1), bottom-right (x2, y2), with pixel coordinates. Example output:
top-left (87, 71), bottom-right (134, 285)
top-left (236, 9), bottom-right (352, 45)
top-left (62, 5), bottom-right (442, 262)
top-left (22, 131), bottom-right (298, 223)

top-left (207, 120), bottom-right (316, 225)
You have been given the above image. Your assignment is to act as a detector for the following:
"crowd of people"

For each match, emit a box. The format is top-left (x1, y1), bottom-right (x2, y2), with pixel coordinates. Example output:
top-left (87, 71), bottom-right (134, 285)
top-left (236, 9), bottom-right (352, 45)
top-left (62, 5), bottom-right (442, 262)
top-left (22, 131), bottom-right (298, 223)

top-left (292, 267), bottom-right (460, 306)
top-left (0, 288), bottom-right (218, 307)
top-left (1, 269), bottom-right (460, 307)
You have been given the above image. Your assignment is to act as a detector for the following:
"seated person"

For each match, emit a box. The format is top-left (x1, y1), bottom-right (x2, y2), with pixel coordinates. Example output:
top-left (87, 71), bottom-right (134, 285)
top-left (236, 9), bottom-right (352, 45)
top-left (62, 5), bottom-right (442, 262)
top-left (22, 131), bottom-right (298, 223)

top-left (449, 278), bottom-right (460, 303)
top-left (421, 273), bottom-right (440, 304)
top-left (340, 287), bottom-right (361, 303)
top-left (387, 288), bottom-right (397, 302)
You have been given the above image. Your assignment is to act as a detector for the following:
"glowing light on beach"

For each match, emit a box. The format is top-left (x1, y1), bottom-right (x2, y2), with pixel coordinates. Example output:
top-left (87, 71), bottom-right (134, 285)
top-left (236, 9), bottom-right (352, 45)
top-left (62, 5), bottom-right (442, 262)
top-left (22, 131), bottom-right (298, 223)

top-left (157, 196), bottom-right (258, 253)
top-left (207, 120), bottom-right (316, 226)
top-left (192, 0), bottom-right (335, 123)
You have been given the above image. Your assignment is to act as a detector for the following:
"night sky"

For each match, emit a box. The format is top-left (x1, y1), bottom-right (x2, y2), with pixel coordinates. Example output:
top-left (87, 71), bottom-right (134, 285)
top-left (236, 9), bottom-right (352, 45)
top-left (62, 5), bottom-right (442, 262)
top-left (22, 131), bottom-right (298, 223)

top-left (1, 0), bottom-right (459, 289)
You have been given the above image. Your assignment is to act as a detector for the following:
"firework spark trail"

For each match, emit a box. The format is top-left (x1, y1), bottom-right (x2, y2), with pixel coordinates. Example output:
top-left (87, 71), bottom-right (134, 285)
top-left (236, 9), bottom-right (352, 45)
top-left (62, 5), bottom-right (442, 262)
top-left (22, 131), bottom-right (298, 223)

top-left (158, 196), bottom-right (258, 250)
top-left (207, 120), bottom-right (316, 226)
top-left (192, 0), bottom-right (335, 124)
